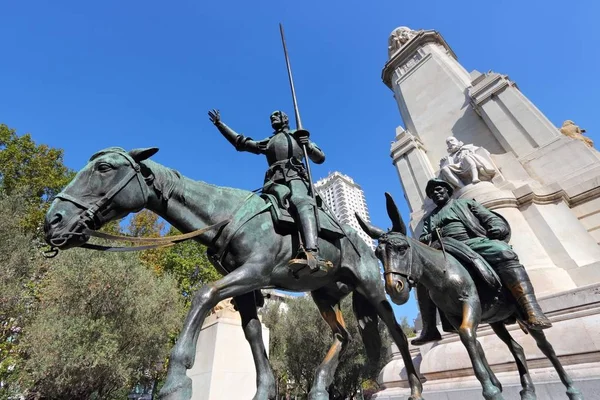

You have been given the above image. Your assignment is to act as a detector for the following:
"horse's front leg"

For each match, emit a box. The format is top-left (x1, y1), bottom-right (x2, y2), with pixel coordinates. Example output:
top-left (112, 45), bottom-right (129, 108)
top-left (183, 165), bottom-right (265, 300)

top-left (361, 289), bottom-right (423, 400)
top-left (158, 265), bottom-right (269, 400)
top-left (307, 289), bottom-right (350, 400)
top-left (235, 291), bottom-right (277, 400)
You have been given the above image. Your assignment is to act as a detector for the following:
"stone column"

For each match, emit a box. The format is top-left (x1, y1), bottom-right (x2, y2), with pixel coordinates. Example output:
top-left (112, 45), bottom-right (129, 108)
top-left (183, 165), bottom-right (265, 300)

top-left (390, 127), bottom-right (435, 234)
top-left (469, 72), bottom-right (561, 158)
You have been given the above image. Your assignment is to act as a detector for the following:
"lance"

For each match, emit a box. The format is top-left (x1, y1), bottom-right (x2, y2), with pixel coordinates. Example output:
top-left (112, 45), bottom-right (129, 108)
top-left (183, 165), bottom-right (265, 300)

top-left (279, 23), bottom-right (320, 229)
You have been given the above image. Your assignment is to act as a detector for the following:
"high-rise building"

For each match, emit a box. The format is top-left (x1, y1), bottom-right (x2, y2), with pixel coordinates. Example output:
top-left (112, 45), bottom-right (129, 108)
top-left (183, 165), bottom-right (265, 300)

top-left (314, 172), bottom-right (375, 250)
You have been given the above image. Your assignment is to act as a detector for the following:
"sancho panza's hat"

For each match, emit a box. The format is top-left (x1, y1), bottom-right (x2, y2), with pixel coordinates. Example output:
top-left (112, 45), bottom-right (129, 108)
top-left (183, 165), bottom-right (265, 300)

top-left (425, 178), bottom-right (454, 198)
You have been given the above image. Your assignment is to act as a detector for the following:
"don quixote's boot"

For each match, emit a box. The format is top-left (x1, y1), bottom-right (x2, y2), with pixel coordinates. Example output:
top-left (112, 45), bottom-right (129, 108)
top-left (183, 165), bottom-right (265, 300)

top-left (289, 206), bottom-right (332, 278)
top-left (499, 264), bottom-right (552, 330)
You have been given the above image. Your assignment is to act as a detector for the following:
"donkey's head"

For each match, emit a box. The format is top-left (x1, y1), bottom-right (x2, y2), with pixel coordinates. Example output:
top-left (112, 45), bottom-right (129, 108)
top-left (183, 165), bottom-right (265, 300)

top-left (357, 193), bottom-right (412, 305)
top-left (44, 147), bottom-right (158, 249)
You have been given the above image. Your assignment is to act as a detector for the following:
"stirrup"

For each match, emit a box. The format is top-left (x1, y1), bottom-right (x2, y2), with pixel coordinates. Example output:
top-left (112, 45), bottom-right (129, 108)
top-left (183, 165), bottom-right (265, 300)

top-left (289, 250), bottom-right (332, 278)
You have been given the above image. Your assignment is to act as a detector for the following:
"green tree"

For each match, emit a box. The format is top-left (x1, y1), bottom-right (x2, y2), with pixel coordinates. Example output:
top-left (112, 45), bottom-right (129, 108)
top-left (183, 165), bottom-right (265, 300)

top-left (18, 249), bottom-right (185, 400)
top-left (160, 229), bottom-right (221, 307)
top-left (124, 211), bottom-right (221, 305)
top-left (0, 191), bottom-right (47, 395)
top-left (263, 295), bottom-right (391, 400)
top-left (0, 124), bottom-right (74, 233)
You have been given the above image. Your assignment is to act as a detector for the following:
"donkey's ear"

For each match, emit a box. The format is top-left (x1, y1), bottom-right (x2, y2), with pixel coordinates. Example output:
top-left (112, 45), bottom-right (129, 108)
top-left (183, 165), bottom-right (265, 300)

top-left (129, 147), bottom-right (159, 163)
top-left (385, 192), bottom-right (407, 235)
top-left (355, 212), bottom-right (385, 240)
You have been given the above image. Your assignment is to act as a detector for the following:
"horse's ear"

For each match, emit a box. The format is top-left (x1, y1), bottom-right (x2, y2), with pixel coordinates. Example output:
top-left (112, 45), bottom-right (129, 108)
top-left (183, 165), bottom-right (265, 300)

top-left (129, 147), bottom-right (159, 163)
top-left (385, 192), bottom-right (407, 235)
top-left (355, 212), bottom-right (385, 240)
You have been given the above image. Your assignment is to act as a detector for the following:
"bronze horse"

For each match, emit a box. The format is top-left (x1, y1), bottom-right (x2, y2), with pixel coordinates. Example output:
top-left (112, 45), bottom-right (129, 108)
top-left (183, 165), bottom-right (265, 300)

top-left (357, 193), bottom-right (584, 400)
top-left (43, 147), bottom-right (424, 400)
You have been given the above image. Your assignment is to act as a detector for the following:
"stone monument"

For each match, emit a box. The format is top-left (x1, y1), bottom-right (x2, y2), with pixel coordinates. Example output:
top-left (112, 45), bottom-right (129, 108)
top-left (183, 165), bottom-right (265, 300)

top-left (186, 300), bottom-right (270, 400)
top-left (375, 26), bottom-right (600, 399)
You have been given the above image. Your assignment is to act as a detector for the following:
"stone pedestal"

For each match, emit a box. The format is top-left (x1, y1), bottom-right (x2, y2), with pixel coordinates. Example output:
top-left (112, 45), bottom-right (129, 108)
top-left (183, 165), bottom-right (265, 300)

top-left (186, 309), bottom-right (269, 400)
top-left (374, 284), bottom-right (600, 399)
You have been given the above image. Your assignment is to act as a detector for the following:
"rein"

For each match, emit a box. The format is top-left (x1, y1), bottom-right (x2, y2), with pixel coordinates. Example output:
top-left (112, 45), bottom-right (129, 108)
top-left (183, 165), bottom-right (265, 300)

top-left (43, 149), bottom-right (233, 258)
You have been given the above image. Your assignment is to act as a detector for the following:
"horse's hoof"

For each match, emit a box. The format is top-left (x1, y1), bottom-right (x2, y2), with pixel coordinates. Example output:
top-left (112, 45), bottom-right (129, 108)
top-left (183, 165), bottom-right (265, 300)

top-left (157, 377), bottom-right (193, 400)
top-left (520, 388), bottom-right (537, 400)
top-left (308, 389), bottom-right (329, 400)
top-left (567, 387), bottom-right (584, 400)
top-left (483, 388), bottom-right (504, 400)
top-left (253, 385), bottom-right (277, 400)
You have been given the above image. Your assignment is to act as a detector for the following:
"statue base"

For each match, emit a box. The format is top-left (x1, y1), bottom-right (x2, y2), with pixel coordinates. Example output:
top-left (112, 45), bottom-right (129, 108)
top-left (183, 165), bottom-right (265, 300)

top-left (373, 284), bottom-right (600, 399)
top-left (186, 309), bottom-right (269, 400)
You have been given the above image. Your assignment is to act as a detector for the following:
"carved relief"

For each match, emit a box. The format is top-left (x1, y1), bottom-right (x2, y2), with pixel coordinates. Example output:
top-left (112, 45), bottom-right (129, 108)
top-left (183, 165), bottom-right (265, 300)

top-left (439, 137), bottom-right (497, 188)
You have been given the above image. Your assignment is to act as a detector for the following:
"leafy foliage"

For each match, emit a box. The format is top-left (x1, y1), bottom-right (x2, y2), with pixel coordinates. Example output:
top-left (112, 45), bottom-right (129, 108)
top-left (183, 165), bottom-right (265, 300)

top-left (0, 124), bottom-right (74, 233)
top-left (0, 191), bottom-right (47, 393)
top-left (262, 295), bottom-right (395, 399)
top-left (19, 249), bottom-right (185, 400)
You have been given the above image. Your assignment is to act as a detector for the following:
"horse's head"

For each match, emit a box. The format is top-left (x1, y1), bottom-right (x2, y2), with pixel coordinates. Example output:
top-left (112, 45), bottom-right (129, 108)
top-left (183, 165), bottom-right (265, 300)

top-left (44, 146), bottom-right (159, 249)
top-left (357, 192), bottom-right (412, 305)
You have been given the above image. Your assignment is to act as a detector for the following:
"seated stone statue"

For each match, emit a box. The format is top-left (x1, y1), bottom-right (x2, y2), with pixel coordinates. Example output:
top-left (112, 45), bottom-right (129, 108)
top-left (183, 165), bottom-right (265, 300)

top-left (560, 120), bottom-right (593, 148)
top-left (439, 137), bottom-right (496, 189)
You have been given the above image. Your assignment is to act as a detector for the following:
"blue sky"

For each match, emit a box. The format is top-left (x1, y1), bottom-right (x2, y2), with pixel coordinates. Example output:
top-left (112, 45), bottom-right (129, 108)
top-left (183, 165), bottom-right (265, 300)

top-left (2, 0), bottom-right (599, 323)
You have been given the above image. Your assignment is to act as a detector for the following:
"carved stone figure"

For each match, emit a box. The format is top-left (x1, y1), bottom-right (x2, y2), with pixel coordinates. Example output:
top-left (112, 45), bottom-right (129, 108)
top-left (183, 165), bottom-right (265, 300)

top-left (211, 298), bottom-right (237, 315)
top-left (560, 120), bottom-right (593, 148)
top-left (439, 136), bottom-right (496, 188)
top-left (388, 27), bottom-right (417, 57)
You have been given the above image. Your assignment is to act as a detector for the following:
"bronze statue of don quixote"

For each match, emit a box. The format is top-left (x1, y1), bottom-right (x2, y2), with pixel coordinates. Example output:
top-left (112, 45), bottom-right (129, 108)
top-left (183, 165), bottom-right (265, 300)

top-left (42, 25), bottom-right (582, 400)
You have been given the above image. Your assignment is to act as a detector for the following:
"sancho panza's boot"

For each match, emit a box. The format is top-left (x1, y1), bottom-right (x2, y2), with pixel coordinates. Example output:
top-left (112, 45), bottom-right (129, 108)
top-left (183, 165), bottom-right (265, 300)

top-left (411, 283), bottom-right (442, 346)
top-left (499, 263), bottom-right (552, 330)
top-left (289, 206), bottom-right (333, 278)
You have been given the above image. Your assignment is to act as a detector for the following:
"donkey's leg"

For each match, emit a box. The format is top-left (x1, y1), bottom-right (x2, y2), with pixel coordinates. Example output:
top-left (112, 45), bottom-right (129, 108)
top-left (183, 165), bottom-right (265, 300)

top-left (490, 322), bottom-right (535, 400)
top-left (476, 339), bottom-right (503, 393)
top-left (528, 329), bottom-right (583, 400)
top-left (234, 292), bottom-right (276, 400)
top-left (364, 293), bottom-right (423, 400)
top-left (308, 289), bottom-right (350, 400)
top-left (159, 266), bottom-right (269, 400)
top-left (456, 301), bottom-right (504, 400)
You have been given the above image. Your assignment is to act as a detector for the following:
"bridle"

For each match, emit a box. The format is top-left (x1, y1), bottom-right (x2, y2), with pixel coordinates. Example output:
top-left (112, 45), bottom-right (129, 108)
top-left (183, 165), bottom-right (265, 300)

top-left (380, 233), bottom-right (417, 289)
top-left (44, 150), bottom-right (229, 257)
top-left (55, 151), bottom-right (149, 233)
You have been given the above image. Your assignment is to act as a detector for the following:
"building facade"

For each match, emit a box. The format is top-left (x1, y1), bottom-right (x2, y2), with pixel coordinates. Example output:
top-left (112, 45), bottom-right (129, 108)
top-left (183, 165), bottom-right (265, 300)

top-left (315, 171), bottom-right (375, 250)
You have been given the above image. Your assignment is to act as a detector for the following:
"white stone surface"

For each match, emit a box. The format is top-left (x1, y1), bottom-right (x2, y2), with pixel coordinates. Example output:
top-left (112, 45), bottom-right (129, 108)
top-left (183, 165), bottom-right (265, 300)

top-left (187, 310), bottom-right (269, 400)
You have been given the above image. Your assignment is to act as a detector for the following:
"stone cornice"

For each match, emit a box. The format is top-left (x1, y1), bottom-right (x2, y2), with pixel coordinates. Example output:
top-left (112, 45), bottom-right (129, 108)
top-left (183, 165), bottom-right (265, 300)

top-left (469, 72), bottom-right (518, 108)
top-left (390, 128), bottom-right (427, 161)
top-left (382, 29), bottom-right (457, 88)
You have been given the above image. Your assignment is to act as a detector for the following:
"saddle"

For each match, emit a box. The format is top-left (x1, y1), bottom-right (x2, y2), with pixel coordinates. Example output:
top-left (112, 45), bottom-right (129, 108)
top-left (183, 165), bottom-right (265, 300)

top-left (431, 237), bottom-right (509, 330)
top-left (260, 193), bottom-right (345, 241)
top-left (432, 237), bottom-right (503, 296)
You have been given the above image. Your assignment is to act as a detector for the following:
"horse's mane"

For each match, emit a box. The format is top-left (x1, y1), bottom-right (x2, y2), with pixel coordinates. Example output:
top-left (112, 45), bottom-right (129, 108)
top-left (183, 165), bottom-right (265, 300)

top-left (90, 147), bottom-right (252, 205)
top-left (142, 159), bottom-right (186, 204)
top-left (89, 147), bottom-right (187, 204)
